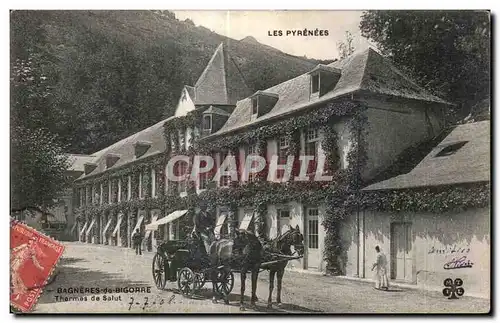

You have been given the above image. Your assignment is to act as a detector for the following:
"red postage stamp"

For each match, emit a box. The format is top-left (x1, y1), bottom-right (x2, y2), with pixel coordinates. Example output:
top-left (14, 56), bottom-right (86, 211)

top-left (10, 219), bottom-right (65, 313)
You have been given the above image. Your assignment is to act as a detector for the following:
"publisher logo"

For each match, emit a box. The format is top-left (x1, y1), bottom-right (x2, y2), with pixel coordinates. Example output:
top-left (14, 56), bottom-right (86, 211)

top-left (443, 278), bottom-right (465, 299)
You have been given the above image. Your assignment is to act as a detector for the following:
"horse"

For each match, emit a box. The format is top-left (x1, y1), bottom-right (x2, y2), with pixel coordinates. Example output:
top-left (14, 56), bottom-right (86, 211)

top-left (261, 224), bottom-right (304, 309)
top-left (193, 222), bottom-right (263, 311)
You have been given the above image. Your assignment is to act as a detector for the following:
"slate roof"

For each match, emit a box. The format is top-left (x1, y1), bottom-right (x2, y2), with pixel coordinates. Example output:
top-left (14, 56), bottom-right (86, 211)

top-left (204, 48), bottom-right (451, 139)
top-left (194, 43), bottom-right (252, 105)
top-left (184, 85), bottom-right (196, 101)
top-left (204, 106), bottom-right (231, 116)
top-left (308, 64), bottom-right (341, 74)
top-left (73, 43), bottom-right (252, 181)
top-left (67, 154), bottom-right (95, 172)
top-left (76, 116), bottom-right (174, 179)
top-left (73, 46), bottom-right (454, 182)
top-left (362, 121), bottom-right (490, 191)
top-left (250, 90), bottom-right (279, 98)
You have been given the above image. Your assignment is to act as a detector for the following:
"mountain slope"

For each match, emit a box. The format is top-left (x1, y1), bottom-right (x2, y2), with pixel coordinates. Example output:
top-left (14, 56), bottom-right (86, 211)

top-left (11, 10), bottom-right (332, 154)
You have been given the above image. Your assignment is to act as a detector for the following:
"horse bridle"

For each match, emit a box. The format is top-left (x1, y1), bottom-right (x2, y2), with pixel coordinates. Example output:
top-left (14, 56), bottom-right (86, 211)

top-left (275, 229), bottom-right (291, 245)
top-left (273, 229), bottom-right (303, 256)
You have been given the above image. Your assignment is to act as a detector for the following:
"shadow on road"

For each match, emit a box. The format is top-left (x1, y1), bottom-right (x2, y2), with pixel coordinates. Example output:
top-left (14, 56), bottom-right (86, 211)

top-left (248, 302), bottom-right (323, 313)
top-left (59, 257), bottom-right (89, 266)
top-left (38, 257), bottom-right (151, 305)
top-left (167, 286), bottom-right (322, 313)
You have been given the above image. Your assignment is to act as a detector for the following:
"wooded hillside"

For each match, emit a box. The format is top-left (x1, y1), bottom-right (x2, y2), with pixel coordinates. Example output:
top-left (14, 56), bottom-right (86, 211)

top-left (11, 10), bottom-right (333, 154)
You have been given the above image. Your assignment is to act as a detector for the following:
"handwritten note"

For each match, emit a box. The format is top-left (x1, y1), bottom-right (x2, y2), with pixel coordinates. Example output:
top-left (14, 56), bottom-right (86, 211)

top-left (428, 245), bottom-right (470, 254)
top-left (443, 255), bottom-right (474, 270)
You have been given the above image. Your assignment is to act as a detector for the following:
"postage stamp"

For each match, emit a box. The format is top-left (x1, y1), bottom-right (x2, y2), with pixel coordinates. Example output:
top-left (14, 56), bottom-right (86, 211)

top-left (10, 219), bottom-right (65, 313)
top-left (10, 10), bottom-right (490, 314)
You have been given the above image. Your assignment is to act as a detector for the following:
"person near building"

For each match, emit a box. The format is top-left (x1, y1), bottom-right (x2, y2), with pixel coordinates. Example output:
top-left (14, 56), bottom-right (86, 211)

top-left (371, 245), bottom-right (389, 290)
top-left (132, 229), bottom-right (143, 255)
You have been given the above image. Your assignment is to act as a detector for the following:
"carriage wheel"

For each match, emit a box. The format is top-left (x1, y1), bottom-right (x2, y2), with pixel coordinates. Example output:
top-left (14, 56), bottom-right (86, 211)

top-left (195, 273), bottom-right (206, 291)
top-left (193, 272), bottom-right (205, 293)
top-left (177, 267), bottom-right (195, 296)
top-left (214, 268), bottom-right (234, 297)
top-left (152, 253), bottom-right (167, 290)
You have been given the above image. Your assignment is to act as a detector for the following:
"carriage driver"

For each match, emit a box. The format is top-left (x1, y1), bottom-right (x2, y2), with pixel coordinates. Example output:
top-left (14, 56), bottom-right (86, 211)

top-left (167, 208), bottom-right (214, 281)
top-left (191, 206), bottom-right (214, 239)
top-left (190, 207), bottom-right (214, 265)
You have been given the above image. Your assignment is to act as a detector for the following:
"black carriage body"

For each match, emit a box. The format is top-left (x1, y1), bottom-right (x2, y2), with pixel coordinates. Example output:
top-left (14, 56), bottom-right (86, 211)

top-left (153, 238), bottom-right (234, 298)
top-left (157, 239), bottom-right (188, 260)
top-left (154, 239), bottom-right (211, 279)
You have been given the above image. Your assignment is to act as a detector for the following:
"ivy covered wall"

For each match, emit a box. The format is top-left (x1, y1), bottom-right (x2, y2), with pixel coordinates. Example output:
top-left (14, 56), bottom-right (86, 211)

top-left (72, 98), bottom-right (490, 275)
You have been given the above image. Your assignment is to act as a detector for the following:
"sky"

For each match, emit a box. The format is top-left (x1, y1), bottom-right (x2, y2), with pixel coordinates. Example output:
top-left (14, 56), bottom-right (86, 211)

top-left (173, 10), bottom-right (373, 60)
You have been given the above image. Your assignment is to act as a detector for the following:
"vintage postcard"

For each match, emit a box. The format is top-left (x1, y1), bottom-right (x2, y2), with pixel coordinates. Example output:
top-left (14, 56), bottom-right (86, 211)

top-left (10, 10), bottom-right (491, 314)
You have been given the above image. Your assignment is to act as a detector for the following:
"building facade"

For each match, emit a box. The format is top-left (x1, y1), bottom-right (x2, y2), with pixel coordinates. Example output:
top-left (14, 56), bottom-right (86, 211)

top-left (352, 121), bottom-right (490, 298)
top-left (69, 43), bottom-right (488, 294)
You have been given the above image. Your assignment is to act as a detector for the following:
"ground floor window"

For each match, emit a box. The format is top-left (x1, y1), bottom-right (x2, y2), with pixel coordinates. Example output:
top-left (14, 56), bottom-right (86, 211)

top-left (158, 223), bottom-right (165, 241)
top-left (221, 217), bottom-right (229, 237)
top-left (170, 220), bottom-right (185, 240)
top-left (307, 208), bottom-right (319, 249)
top-left (277, 208), bottom-right (290, 235)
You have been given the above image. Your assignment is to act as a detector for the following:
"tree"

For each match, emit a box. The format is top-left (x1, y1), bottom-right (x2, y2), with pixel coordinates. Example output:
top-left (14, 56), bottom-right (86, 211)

top-left (11, 126), bottom-right (71, 211)
top-left (360, 11), bottom-right (490, 121)
top-left (11, 55), bottom-right (70, 211)
top-left (10, 51), bottom-right (58, 132)
top-left (184, 18), bottom-right (195, 26)
top-left (337, 31), bottom-right (355, 59)
top-left (10, 11), bottom-right (324, 155)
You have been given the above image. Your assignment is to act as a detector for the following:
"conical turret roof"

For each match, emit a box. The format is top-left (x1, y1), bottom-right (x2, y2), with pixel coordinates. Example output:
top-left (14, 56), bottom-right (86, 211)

top-left (194, 43), bottom-right (252, 105)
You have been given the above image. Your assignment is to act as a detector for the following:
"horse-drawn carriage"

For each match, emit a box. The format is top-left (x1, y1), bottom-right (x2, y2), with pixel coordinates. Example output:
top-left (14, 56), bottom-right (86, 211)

top-left (152, 238), bottom-right (234, 298)
top-left (151, 224), bottom-right (305, 308)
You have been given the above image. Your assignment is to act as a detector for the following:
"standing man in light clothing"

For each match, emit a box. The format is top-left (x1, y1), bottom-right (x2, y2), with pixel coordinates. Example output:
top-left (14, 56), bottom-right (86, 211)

top-left (371, 245), bottom-right (389, 290)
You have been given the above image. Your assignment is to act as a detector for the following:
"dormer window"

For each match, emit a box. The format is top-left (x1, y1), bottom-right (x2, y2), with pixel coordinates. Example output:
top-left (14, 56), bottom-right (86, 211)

top-left (203, 115), bottom-right (212, 131)
top-left (249, 91), bottom-right (279, 120)
top-left (201, 114), bottom-right (212, 137)
top-left (105, 154), bottom-right (120, 169)
top-left (252, 97), bottom-right (258, 115)
top-left (134, 141), bottom-right (152, 159)
top-left (311, 74), bottom-right (320, 94)
top-left (84, 162), bottom-right (97, 175)
top-left (435, 141), bottom-right (468, 157)
top-left (308, 64), bottom-right (341, 98)
top-left (202, 106), bottom-right (231, 136)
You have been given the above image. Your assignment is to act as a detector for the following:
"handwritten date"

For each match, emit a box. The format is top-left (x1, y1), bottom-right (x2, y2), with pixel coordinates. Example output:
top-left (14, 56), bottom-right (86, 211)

top-left (128, 295), bottom-right (175, 310)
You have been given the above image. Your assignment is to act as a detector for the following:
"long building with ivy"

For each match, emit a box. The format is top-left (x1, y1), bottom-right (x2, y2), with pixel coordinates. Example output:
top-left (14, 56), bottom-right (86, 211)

top-left (69, 43), bottom-right (489, 296)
